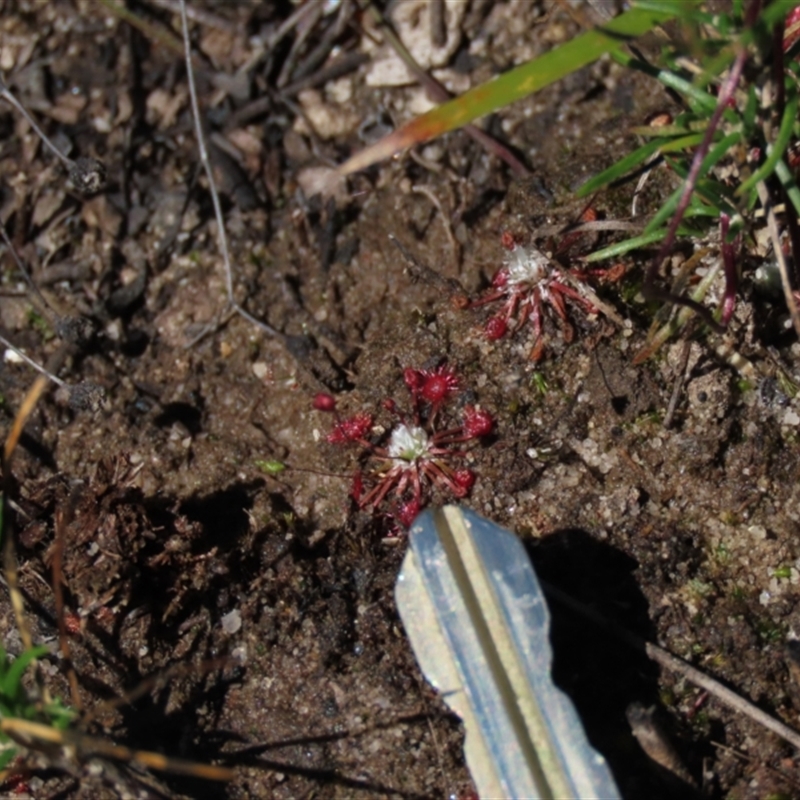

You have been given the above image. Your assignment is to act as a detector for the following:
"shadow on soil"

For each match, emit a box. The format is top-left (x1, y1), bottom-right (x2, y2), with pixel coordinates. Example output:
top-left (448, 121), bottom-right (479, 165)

top-left (530, 529), bottom-right (706, 799)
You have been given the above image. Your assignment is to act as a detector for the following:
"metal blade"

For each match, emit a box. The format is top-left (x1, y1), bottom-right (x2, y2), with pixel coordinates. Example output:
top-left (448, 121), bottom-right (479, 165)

top-left (396, 505), bottom-right (620, 800)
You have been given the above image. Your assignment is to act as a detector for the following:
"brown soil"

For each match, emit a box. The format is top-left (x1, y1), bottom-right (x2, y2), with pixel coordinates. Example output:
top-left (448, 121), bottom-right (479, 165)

top-left (1, 2), bottom-right (800, 799)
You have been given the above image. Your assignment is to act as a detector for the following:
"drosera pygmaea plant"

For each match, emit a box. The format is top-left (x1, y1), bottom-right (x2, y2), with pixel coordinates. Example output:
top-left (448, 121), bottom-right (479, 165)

top-left (467, 223), bottom-right (625, 362)
top-left (343, 2), bottom-right (800, 360)
top-left (314, 364), bottom-right (494, 535)
top-left (0, 78), bottom-right (105, 196)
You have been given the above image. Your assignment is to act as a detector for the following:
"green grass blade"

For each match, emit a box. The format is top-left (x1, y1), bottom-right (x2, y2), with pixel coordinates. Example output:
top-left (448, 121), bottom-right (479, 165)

top-left (630, 120), bottom-right (708, 137)
top-left (645, 178), bottom-right (736, 234)
top-left (339, 3), bottom-right (687, 174)
top-left (628, 0), bottom-right (693, 11)
top-left (577, 138), bottom-right (667, 197)
top-left (775, 158), bottom-right (800, 217)
top-left (692, 179), bottom-right (737, 215)
top-left (759, 1), bottom-right (800, 30)
top-left (584, 229), bottom-right (670, 261)
top-left (2, 645), bottom-right (48, 700)
top-left (643, 136), bottom-right (740, 235)
top-left (743, 84), bottom-right (758, 136)
top-left (578, 131), bottom-right (708, 198)
top-left (584, 225), bottom-right (700, 262)
top-left (45, 700), bottom-right (76, 730)
top-left (737, 90), bottom-right (799, 197)
top-left (695, 130), bottom-right (744, 175)
top-left (658, 132), bottom-right (713, 154)
top-left (0, 746), bottom-right (19, 770)
top-left (612, 50), bottom-right (719, 113)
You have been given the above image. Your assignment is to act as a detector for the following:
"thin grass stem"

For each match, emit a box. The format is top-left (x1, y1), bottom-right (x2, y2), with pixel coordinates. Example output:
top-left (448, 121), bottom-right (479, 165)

top-left (178, 0), bottom-right (279, 340)
top-left (0, 335), bottom-right (66, 389)
top-left (0, 85), bottom-right (71, 167)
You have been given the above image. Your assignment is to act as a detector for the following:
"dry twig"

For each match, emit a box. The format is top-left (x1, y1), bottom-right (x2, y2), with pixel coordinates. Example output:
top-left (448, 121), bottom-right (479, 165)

top-left (179, 0), bottom-right (280, 341)
top-left (543, 581), bottom-right (800, 752)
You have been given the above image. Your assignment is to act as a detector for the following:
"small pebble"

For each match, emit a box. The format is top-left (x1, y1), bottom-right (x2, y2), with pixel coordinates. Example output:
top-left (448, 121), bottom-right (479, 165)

top-left (222, 609), bottom-right (242, 634)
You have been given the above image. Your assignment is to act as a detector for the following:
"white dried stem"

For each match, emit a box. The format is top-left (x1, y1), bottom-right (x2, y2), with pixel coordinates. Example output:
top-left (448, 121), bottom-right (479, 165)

top-left (178, 0), bottom-right (278, 339)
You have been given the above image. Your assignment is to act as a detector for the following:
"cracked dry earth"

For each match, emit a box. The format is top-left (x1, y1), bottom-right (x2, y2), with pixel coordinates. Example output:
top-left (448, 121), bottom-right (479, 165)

top-left (1, 1), bottom-right (800, 798)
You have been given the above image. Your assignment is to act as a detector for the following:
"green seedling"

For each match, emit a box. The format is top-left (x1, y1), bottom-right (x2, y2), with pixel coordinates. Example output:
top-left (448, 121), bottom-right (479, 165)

top-left (0, 646), bottom-right (74, 770)
top-left (530, 372), bottom-right (548, 395)
top-left (773, 566), bottom-right (792, 580)
top-left (0, 497), bottom-right (73, 774)
top-left (255, 459), bottom-right (287, 476)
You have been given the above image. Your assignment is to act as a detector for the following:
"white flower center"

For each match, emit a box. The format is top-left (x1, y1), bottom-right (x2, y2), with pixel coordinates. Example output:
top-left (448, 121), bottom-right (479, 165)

top-left (505, 246), bottom-right (549, 286)
top-left (388, 424), bottom-right (429, 461)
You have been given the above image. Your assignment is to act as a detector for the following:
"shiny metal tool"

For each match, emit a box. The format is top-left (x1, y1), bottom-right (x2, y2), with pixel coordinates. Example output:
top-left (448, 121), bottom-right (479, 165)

top-left (396, 505), bottom-right (620, 800)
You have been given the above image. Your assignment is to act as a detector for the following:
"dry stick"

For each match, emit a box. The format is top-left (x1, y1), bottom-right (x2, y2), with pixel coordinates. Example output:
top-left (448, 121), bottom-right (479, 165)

top-left (2, 375), bottom-right (48, 472)
top-left (410, 184), bottom-right (460, 270)
top-left (0, 336), bottom-right (69, 389)
top-left (179, 0), bottom-right (280, 341)
top-left (266, 0), bottom-right (321, 51)
top-left (280, 51), bottom-right (370, 98)
top-left (0, 82), bottom-right (105, 195)
top-left (710, 740), bottom-right (800, 791)
top-left (1, 374), bottom-right (53, 709)
top-left (362, 1), bottom-right (531, 177)
top-left (0, 223), bottom-right (95, 347)
top-left (275, 1), bottom-right (324, 89)
top-left (538, 218), bottom-right (645, 239)
top-left (719, 213), bottom-right (739, 326)
top-left (0, 318), bottom-right (218, 787)
top-left (0, 335), bottom-right (104, 412)
top-left (429, 0), bottom-right (447, 48)
top-left (542, 581), bottom-right (800, 752)
top-left (757, 179), bottom-right (800, 338)
top-left (81, 657), bottom-right (230, 727)
top-left (289, 0), bottom-right (353, 86)
top-left (662, 337), bottom-right (692, 430)
top-left (97, 0), bottom-right (186, 57)
top-left (0, 83), bottom-right (72, 168)
top-left (4, 333), bottom-right (70, 384)
top-left (146, 0), bottom-right (236, 33)
top-left (53, 497), bottom-right (83, 712)
top-left (634, 248), bottom-right (713, 365)
top-left (0, 718), bottom-right (235, 782)
top-left (0, 219), bottom-right (56, 320)
top-left (631, 152), bottom-right (662, 218)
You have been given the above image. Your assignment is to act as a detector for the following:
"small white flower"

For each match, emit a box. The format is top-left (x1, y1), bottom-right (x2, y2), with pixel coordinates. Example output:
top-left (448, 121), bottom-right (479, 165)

top-left (505, 245), bottom-right (549, 286)
top-left (388, 424), bottom-right (429, 461)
